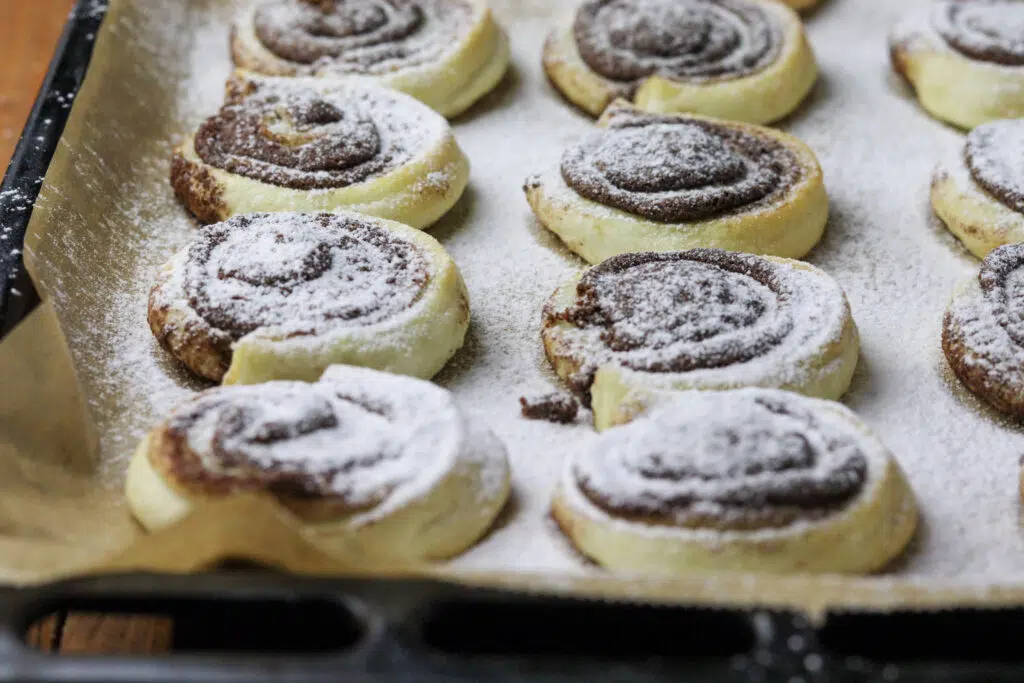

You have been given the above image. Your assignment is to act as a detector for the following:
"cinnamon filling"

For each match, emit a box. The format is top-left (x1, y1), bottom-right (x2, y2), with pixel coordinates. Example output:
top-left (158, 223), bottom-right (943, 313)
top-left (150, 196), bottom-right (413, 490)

top-left (162, 383), bottom-right (400, 509)
top-left (251, 0), bottom-right (473, 73)
top-left (978, 243), bottom-right (1024, 349)
top-left (184, 212), bottom-right (429, 340)
top-left (550, 250), bottom-right (795, 398)
top-left (574, 394), bottom-right (868, 531)
top-left (934, 0), bottom-right (1024, 66)
top-left (561, 111), bottom-right (799, 222)
top-left (573, 0), bottom-right (782, 87)
top-left (965, 120), bottom-right (1024, 215)
top-left (193, 83), bottom-right (405, 191)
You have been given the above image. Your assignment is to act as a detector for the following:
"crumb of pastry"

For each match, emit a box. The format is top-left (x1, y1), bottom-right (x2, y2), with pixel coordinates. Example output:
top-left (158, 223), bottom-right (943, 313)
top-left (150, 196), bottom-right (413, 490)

top-left (519, 392), bottom-right (579, 424)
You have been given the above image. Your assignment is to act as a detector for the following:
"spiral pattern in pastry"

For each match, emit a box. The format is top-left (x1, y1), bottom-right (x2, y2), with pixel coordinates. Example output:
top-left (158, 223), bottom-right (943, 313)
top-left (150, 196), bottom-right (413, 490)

top-left (943, 243), bottom-right (1024, 418)
top-left (574, 391), bottom-right (867, 530)
top-left (231, 0), bottom-right (510, 117)
top-left (964, 119), bottom-right (1024, 214)
top-left (542, 250), bottom-right (858, 429)
top-left (560, 110), bottom-right (800, 223)
top-left (171, 77), bottom-right (467, 226)
top-left (250, 0), bottom-right (472, 72)
top-left (573, 0), bottom-right (782, 86)
top-left (126, 366), bottom-right (511, 561)
top-left (196, 78), bottom-right (442, 191)
top-left (552, 388), bottom-right (918, 574)
top-left (933, 0), bottom-right (1024, 66)
top-left (148, 211), bottom-right (469, 385)
top-left (890, 2), bottom-right (1024, 129)
top-left (187, 212), bottom-right (426, 337)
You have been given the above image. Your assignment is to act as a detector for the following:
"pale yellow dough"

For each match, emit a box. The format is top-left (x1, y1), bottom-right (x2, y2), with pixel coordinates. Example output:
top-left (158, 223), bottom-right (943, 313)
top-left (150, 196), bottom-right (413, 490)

top-left (552, 390), bottom-right (918, 575)
top-left (525, 106), bottom-right (829, 265)
top-left (225, 218), bottom-right (469, 386)
top-left (782, 0), bottom-right (820, 10)
top-left (231, 0), bottom-right (510, 118)
top-left (931, 149), bottom-right (1024, 260)
top-left (542, 255), bottom-right (859, 431)
top-left (126, 366), bottom-right (511, 564)
top-left (542, 0), bottom-right (817, 123)
top-left (172, 77), bottom-right (470, 230)
top-left (891, 15), bottom-right (1024, 130)
top-left (151, 212), bottom-right (470, 386)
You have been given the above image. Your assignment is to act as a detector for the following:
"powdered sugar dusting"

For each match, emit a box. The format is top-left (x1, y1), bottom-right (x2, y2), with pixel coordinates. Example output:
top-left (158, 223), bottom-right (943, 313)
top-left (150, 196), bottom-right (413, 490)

top-left (246, 0), bottom-right (475, 75)
top-left (153, 212), bottom-right (428, 340)
top-left (932, 0), bottom-right (1024, 66)
top-left (23, 0), bottom-right (1024, 582)
top-left (569, 389), bottom-right (875, 533)
top-left (169, 365), bottom-right (507, 520)
top-left (945, 244), bottom-right (1024, 384)
top-left (572, 0), bottom-right (782, 85)
top-left (965, 119), bottom-right (1024, 214)
top-left (193, 77), bottom-right (446, 190)
top-left (545, 251), bottom-right (849, 394)
top-left (559, 108), bottom-right (798, 222)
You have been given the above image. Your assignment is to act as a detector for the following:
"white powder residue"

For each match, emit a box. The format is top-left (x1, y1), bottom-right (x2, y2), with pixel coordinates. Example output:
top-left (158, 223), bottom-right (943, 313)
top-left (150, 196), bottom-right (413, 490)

top-left (169, 365), bottom-right (506, 521)
top-left (24, 0), bottom-right (1024, 582)
top-left (543, 251), bottom-right (850, 395)
top-left (152, 212), bottom-right (430, 339)
top-left (563, 388), bottom-right (887, 538)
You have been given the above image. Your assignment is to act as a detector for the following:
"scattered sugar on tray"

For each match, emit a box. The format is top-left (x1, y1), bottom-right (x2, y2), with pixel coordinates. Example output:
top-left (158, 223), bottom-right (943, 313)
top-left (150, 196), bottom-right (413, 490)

top-left (23, 0), bottom-right (1024, 580)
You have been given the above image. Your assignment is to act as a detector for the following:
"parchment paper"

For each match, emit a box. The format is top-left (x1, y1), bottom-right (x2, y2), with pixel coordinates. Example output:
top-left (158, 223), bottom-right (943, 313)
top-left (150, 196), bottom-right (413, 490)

top-left (5, 0), bottom-right (1024, 614)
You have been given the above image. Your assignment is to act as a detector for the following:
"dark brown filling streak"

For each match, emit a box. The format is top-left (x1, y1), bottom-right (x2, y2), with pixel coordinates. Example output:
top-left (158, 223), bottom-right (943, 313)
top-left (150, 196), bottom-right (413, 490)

top-left (161, 388), bottom-right (398, 509)
top-left (252, 0), bottom-right (472, 72)
top-left (548, 249), bottom-right (794, 402)
top-left (573, 0), bottom-right (781, 91)
top-left (978, 243), bottom-right (1024, 349)
top-left (193, 87), bottom-right (403, 191)
top-left (965, 126), bottom-right (1024, 215)
top-left (576, 396), bottom-right (868, 530)
top-left (934, 1), bottom-right (1024, 66)
top-left (185, 213), bottom-right (429, 340)
top-left (561, 112), bottom-right (800, 223)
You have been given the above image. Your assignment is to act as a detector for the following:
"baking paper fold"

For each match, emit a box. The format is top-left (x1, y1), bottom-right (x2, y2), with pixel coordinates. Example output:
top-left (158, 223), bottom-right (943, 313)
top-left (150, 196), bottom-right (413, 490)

top-left (4, 0), bottom-right (1024, 616)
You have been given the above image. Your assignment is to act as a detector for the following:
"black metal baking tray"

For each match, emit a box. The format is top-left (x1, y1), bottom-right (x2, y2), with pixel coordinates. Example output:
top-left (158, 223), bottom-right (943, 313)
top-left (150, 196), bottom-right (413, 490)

top-left (2, 1), bottom-right (1024, 680)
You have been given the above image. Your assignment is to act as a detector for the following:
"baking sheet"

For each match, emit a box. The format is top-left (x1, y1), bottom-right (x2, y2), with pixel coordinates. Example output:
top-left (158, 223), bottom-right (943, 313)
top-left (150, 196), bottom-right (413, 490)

top-left (5, 0), bottom-right (1024, 611)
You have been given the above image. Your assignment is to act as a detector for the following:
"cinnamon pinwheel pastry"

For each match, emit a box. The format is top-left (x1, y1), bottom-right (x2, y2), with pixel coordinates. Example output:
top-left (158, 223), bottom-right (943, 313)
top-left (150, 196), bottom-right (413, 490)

top-left (542, 249), bottom-right (858, 430)
top-left (148, 211), bottom-right (469, 385)
top-left (524, 103), bottom-right (827, 265)
top-left (171, 75), bottom-right (468, 227)
top-left (932, 119), bottom-right (1024, 259)
top-left (542, 0), bottom-right (817, 123)
top-left (891, 1), bottom-right (1024, 129)
top-left (552, 388), bottom-right (918, 574)
top-left (126, 365), bottom-right (511, 562)
top-left (230, 0), bottom-right (509, 118)
top-left (944, 243), bottom-right (1024, 419)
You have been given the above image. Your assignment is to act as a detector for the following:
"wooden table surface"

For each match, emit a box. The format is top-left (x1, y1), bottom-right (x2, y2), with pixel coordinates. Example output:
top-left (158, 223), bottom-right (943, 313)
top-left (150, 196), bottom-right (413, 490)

top-left (4, 0), bottom-right (173, 657)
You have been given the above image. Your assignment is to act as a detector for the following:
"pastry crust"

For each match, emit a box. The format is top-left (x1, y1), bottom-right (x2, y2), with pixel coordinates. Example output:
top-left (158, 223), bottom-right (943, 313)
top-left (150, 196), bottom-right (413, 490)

top-left (230, 0), bottom-right (509, 118)
top-left (126, 366), bottom-right (511, 563)
top-left (542, 0), bottom-right (817, 123)
top-left (541, 250), bottom-right (859, 430)
top-left (525, 103), bottom-right (828, 265)
top-left (171, 75), bottom-right (469, 229)
top-left (891, 4), bottom-right (1024, 130)
top-left (781, 0), bottom-right (820, 10)
top-left (932, 124), bottom-right (1024, 259)
top-left (943, 244), bottom-right (1024, 419)
top-left (148, 211), bottom-right (470, 385)
top-left (552, 388), bottom-right (918, 575)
